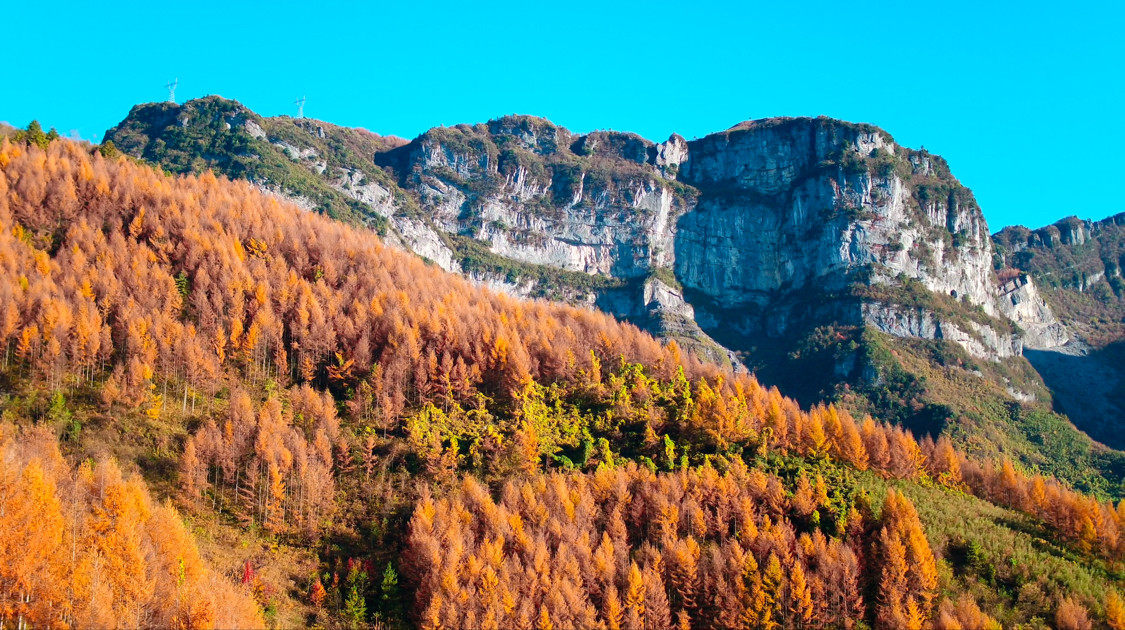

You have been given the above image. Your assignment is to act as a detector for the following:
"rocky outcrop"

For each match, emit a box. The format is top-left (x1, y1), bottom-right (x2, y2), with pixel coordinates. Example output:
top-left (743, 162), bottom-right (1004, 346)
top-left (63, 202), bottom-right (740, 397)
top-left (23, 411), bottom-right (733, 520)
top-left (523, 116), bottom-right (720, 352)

top-left (654, 134), bottom-right (689, 175)
top-left (668, 117), bottom-right (1063, 360)
top-left (368, 117), bottom-right (738, 360)
top-left (860, 302), bottom-right (1022, 358)
top-left (996, 213), bottom-right (1124, 252)
top-left (994, 274), bottom-right (1069, 349)
top-left (376, 118), bottom-right (689, 278)
top-left (677, 120), bottom-right (995, 307)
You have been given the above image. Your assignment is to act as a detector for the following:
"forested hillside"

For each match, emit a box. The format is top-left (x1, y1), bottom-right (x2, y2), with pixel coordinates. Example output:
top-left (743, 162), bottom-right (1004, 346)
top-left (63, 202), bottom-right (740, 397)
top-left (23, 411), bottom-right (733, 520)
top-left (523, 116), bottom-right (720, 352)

top-left (1, 134), bottom-right (1123, 628)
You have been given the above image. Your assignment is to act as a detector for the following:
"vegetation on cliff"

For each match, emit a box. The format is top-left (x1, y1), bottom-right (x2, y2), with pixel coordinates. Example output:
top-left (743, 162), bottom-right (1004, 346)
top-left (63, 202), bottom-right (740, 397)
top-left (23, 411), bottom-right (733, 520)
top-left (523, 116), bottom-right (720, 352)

top-left (102, 96), bottom-right (411, 233)
top-left (994, 214), bottom-right (1125, 347)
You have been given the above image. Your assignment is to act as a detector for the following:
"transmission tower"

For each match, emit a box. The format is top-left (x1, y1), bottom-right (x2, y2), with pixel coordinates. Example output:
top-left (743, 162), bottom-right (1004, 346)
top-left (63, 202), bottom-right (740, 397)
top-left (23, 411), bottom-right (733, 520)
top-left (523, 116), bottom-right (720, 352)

top-left (166, 78), bottom-right (178, 103)
top-left (295, 96), bottom-right (306, 119)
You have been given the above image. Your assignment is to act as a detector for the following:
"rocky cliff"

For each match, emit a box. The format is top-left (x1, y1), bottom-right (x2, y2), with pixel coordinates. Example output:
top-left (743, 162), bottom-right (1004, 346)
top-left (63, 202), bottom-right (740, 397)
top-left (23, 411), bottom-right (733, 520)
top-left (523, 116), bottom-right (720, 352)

top-left (672, 117), bottom-right (1054, 360)
top-left (368, 114), bottom-right (1065, 364)
top-left (105, 99), bottom-right (1070, 363)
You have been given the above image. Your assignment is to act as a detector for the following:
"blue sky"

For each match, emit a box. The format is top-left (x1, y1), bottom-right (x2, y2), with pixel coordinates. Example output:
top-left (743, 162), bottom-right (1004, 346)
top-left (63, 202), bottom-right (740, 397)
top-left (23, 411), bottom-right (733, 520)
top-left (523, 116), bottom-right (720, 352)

top-left (3, 0), bottom-right (1122, 230)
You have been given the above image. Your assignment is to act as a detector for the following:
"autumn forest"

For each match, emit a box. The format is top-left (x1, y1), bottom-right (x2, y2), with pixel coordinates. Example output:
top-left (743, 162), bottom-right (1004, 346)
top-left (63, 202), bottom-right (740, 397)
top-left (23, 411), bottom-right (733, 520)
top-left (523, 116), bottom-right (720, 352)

top-left (0, 134), bottom-right (1122, 629)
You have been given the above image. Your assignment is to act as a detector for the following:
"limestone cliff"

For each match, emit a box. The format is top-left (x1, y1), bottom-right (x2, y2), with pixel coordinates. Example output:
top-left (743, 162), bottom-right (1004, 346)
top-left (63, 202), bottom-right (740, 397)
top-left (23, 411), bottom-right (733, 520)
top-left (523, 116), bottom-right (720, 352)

top-left (992, 213), bottom-right (1124, 448)
top-left (370, 116), bottom-right (735, 364)
top-left (369, 114), bottom-right (1064, 364)
top-left (672, 117), bottom-right (1066, 361)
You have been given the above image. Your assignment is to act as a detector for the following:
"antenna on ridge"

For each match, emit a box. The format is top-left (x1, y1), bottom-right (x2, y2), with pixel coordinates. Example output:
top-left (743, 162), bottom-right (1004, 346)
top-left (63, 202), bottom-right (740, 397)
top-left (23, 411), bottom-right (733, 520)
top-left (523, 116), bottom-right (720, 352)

top-left (295, 96), bottom-right (306, 119)
top-left (166, 78), bottom-right (178, 104)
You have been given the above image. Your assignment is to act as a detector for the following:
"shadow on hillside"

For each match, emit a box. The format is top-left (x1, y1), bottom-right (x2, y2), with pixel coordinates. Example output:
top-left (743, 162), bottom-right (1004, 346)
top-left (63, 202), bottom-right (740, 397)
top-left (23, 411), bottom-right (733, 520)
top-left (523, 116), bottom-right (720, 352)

top-left (1025, 341), bottom-right (1125, 450)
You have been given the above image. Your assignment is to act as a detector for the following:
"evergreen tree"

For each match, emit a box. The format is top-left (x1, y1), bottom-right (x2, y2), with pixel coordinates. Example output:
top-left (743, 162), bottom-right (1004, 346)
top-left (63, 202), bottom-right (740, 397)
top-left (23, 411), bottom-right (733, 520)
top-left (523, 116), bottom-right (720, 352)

top-left (379, 562), bottom-right (401, 621)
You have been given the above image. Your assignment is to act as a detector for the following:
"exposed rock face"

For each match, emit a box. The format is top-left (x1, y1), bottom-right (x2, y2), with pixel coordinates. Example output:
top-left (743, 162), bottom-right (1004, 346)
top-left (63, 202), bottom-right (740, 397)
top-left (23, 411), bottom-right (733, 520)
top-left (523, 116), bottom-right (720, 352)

top-left (372, 115), bottom-right (1065, 363)
top-left (369, 117), bottom-right (736, 362)
top-left (998, 214), bottom-right (1125, 252)
top-left (654, 134), bottom-right (689, 174)
top-left (990, 213), bottom-right (1124, 446)
top-left (994, 213), bottom-right (1125, 281)
top-left (994, 275), bottom-right (1069, 349)
top-left (390, 217), bottom-right (462, 273)
top-left (679, 121), bottom-right (990, 303)
top-left (860, 303), bottom-right (1023, 359)
top-left (674, 120), bottom-right (994, 341)
top-left (670, 118), bottom-right (1063, 361)
top-left (993, 212), bottom-right (1124, 347)
top-left (378, 118), bottom-right (687, 278)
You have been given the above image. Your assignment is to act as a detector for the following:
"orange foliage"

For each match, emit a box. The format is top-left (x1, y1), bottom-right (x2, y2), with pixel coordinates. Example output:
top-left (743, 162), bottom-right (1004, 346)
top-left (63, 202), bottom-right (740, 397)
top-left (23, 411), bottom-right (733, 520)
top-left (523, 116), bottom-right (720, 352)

top-left (0, 424), bottom-right (263, 629)
top-left (404, 463), bottom-right (871, 630)
top-left (874, 490), bottom-right (938, 629)
top-left (934, 595), bottom-right (1001, 630)
top-left (1056, 596), bottom-right (1093, 630)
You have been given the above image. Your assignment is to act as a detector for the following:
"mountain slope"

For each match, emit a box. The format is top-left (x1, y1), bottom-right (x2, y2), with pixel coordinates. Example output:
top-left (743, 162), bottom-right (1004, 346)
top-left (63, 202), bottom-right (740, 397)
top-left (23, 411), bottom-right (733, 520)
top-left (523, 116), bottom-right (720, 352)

top-left (105, 100), bottom-right (1062, 364)
top-left (994, 214), bottom-right (1125, 449)
top-left (103, 96), bottom-right (410, 232)
top-left (2, 134), bottom-right (1124, 627)
top-left (101, 98), bottom-right (1125, 497)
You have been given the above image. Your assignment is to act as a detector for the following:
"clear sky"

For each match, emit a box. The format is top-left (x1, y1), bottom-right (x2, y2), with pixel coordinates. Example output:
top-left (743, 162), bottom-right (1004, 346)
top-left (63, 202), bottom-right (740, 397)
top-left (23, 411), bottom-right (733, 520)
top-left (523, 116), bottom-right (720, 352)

top-left (3, 0), bottom-right (1122, 230)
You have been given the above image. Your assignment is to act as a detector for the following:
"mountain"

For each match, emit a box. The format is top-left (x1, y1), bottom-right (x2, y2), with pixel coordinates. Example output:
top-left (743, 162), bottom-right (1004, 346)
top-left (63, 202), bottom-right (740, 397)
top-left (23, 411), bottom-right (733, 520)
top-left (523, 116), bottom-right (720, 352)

top-left (994, 214), bottom-right (1125, 449)
top-left (104, 99), bottom-right (1064, 358)
top-left (369, 114), bottom-right (1064, 356)
top-left (104, 97), bottom-right (1124, 498)
top-left (2, 132), bottom-right (1123, 628)
top-left (994, 213), bottom-right (1124, 346)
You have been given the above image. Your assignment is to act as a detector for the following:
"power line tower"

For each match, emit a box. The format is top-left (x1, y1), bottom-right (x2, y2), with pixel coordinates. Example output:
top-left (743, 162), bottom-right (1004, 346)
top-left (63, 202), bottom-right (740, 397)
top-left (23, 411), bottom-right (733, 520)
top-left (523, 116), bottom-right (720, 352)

top-left (166, 78), bottom-right (178, 104)
top-left (295, 96), bottom-right (306, 119)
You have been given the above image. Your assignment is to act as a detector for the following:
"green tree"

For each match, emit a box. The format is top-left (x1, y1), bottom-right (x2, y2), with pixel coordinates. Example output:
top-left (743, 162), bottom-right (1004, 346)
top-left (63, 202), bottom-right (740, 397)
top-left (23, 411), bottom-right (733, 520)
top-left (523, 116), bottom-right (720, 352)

top-left (22, 120), bottom-right (49, 149)
top-left (99, 139), bottom-right (121, 158)
top-left (597, 437), bottom-right (615, 469)
top-left (379, 562), bottom-right (401, 622)
top-left (662, 434), bottom-right (676, 471)
top-left (343, 561), bottom-right (369, 626)
top-left (578, 431), bottom-right (595, 468)
top-left (175, 271), bottom-right (191, 300)
top-left (47, 391), bottom-right (81, 442)
top-left (343, 584), bottom-right (367, 626)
